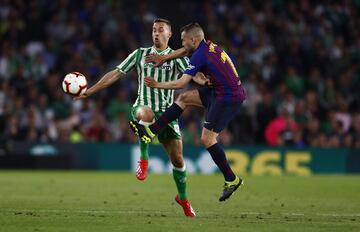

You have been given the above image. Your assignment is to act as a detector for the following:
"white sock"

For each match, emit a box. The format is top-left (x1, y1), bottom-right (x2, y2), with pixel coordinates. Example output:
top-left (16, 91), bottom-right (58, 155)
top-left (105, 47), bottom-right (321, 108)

top-left (173, 163), bottom-right (186, 172)
top-left (139, 119), bottom-right (155, 127)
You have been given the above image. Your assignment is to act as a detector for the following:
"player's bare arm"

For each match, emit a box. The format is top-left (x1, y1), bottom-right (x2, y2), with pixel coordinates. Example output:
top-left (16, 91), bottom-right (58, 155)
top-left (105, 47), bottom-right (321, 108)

top-left (144, 72), bottom-right (209, 88)
top-left (74, 69), bottom-right (123, 99)
top-left (144, 73), bottom-right (193, 89)
top-left (145, 47), bottom-right (188, 67)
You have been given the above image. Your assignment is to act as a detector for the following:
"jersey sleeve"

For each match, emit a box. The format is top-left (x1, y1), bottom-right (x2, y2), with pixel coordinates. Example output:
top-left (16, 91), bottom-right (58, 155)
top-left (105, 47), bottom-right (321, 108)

top-left (175, 56), bottom-right (190, 73)
top-left (184, 50), bottom-right (205, 76)
top-left (116, 49), bottom-right (139, 74)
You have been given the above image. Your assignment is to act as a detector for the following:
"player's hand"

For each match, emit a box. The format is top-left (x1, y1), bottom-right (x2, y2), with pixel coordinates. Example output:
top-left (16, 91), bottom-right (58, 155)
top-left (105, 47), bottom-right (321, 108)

top-left (73, 90), bottom-right (91, 100)
top-left (144, 76), bottom-right (157, 87)
top-left (145, 54), bottom-right (164, 67)
top-left (193, 72), bottom-right (212, 86)
top-left (204, 80), bottom-right (213, 86)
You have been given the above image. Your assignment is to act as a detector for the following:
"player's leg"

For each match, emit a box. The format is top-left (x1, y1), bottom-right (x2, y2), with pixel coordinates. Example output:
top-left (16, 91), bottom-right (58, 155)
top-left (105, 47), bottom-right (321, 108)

top-left (136, 141), bottom-right (149, 180)
top-left (201, 128), bottom-right (236, 181)
top-left (161, 139), bottom-right (187, 200)
top-left (201, 128), bottom-right (243, 202)
top-left (129, 89), bottom-right (203, 142)
top-left (201, 100), bottom-right (244, 201)
top-left (149, 89), bottom-right (203, 134)
top-left (132, 106), bottom-right (155, 180)
top-left (159, 123), bottom-right (196, 217)
top-left (135, 106), bottom-right (154, 162)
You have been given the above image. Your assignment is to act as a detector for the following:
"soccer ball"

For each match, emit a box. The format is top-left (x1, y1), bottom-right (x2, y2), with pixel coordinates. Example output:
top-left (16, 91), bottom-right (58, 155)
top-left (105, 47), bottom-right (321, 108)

top-left (62, 72), bottom-right (88, 96)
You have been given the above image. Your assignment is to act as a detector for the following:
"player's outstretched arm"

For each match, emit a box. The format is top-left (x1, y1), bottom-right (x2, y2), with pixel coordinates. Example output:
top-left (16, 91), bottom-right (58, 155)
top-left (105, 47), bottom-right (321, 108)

top-left (144, 74), bottom-right (192, 89)
top-left (145, 47), bottom-right (188, 67)
top-left (74, 69), bottom-right (123, 99)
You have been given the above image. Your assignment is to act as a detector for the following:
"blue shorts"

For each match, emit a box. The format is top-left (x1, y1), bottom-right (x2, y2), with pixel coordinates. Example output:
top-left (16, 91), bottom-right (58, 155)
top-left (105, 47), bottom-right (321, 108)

top-left (198, 87), bottom-right (243, 133)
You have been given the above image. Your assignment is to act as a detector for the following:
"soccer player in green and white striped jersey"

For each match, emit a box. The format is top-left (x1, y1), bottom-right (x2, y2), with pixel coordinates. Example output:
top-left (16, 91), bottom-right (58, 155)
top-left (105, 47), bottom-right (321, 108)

top-left (75, 18), bottom-right (199, 217)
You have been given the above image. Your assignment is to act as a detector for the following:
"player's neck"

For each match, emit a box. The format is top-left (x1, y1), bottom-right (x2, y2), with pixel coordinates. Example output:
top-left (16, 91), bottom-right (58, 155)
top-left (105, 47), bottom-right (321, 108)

top-left (153, 44), bottom-right (168, 52)
top-left (194, 39), bottom-right (205, 50)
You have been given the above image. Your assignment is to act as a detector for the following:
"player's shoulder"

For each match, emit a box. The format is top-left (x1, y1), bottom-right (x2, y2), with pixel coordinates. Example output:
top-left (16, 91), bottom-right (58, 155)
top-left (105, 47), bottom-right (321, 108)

top-left (137, 47), bottom-right (152, 52)
top-left (190, 47), bottom-right (205, 60)
top-left (130, 47), bottom-right (152, 59)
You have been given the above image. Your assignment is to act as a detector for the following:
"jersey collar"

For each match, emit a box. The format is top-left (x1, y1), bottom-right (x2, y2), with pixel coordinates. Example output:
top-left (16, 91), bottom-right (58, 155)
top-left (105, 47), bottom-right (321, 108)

top-left (193, 40), bottom-right (207, 53)
top-left (151, 46), bottom-right (171, 55)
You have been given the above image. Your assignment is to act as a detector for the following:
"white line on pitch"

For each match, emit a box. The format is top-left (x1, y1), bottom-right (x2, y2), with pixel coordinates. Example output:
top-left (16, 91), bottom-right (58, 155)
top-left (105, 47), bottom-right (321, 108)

top-left (2, 209), bottom-right (360, 217)
top-left (316, 213), bottom-right (360, 217)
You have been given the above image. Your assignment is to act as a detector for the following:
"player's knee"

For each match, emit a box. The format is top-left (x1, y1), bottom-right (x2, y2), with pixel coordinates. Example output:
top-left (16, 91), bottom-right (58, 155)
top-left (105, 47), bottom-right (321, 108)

top-left (175, 96), bottom-right (187, 109)
top-left (136, 106), bottom-right (154, 123)
top-left (176, 92), bottom-right (191, 105)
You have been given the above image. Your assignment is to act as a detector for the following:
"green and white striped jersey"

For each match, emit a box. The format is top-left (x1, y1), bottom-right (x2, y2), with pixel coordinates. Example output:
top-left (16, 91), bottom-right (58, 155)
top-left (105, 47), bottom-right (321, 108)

top-left (116, 47), bottom-right (189, 112)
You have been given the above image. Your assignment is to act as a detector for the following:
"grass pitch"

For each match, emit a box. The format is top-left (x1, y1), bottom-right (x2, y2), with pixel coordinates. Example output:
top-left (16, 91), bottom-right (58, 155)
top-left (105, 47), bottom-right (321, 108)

top-left (0, 171), bottom-right (359, 232)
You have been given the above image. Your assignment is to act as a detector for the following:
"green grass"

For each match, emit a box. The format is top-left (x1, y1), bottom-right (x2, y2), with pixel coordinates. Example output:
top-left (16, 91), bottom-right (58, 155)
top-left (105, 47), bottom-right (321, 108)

top-left (0, 171), bottom-right (359, 232)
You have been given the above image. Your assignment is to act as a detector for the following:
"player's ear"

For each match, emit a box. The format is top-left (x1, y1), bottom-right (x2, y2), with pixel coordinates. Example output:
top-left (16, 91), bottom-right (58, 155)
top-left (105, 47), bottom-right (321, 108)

top-left (168, 31), bottom-right (172, 38)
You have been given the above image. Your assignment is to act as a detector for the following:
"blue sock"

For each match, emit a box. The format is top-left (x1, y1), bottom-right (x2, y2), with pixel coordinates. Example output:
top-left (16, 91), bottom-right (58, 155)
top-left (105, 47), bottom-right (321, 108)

top-left (149, 103), bottom-right (183, 134)
top-left (207, 143), bottom-right (236, 182)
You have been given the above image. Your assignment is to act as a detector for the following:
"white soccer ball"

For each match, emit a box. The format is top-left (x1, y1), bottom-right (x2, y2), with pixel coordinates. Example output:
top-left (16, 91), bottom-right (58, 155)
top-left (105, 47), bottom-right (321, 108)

top-left (62, 72), bottom-right (88, 96)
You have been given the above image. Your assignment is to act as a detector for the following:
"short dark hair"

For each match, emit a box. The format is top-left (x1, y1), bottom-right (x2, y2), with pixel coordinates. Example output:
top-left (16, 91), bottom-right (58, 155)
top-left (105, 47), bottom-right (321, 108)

top-left (180, 22), bottom-right (203, 33)
top-left (153, 18), bottom-right (171, 30)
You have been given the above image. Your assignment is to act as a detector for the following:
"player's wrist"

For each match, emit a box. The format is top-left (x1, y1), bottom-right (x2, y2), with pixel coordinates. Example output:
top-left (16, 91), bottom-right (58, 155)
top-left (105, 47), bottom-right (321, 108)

top-left (159, 55), bottom-right (167, 63)
top-left (85, 88), bottom-right (94, 96)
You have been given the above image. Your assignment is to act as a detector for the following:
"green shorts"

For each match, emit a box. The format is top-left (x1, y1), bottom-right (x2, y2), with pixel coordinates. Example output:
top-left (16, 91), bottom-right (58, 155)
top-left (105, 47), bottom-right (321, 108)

top-left (131, 106), bottom-right (181, 141)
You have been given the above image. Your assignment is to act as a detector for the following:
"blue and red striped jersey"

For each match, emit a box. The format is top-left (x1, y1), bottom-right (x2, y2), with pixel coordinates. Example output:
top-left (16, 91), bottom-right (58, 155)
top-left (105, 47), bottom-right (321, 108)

top-left (184, 40), bottom-right (246, 102)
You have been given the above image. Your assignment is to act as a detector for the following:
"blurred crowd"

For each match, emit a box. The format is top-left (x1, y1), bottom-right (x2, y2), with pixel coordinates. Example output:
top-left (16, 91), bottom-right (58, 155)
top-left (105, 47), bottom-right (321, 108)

top-left (0, 0), bottom-right (359, 148)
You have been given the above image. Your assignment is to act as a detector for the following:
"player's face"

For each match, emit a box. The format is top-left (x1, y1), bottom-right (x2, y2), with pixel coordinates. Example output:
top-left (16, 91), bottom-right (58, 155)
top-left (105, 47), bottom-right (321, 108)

top-left (181, 32), bottom-right (196, 53)
top-left (152, 23), bottom-right (172, 48)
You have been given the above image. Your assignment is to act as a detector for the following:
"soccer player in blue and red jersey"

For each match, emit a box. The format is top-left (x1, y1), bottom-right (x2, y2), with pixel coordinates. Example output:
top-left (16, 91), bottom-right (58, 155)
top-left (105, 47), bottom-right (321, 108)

top-left (129, 23), bottom-right (246, 201)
